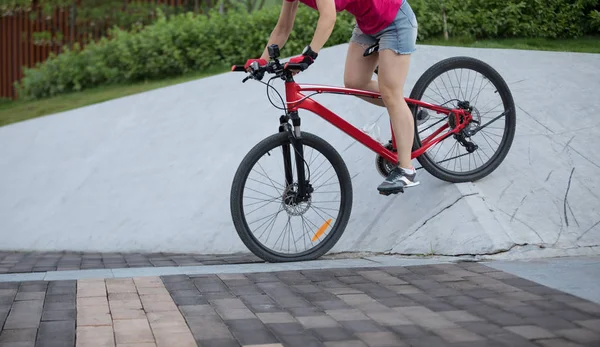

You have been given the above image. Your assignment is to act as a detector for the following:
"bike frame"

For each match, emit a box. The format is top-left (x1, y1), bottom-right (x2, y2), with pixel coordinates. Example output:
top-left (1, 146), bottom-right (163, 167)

top-left (284, 80), bottom-right (469, 165)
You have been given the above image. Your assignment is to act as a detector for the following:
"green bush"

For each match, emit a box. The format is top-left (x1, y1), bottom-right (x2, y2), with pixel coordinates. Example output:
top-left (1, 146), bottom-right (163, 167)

top-left (410, 0), bottom-right (600, 41)
top-left (15, 6), bottom-right (355, 100)
top-left (15, 0), bottom-right (600, 100)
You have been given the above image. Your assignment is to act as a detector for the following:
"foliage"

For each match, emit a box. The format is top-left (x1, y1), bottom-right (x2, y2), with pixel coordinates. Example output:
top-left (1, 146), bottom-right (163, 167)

top-left (15, 5), bottom-right (355, 99)
top-left (409, 0), bottom-right (600, 40)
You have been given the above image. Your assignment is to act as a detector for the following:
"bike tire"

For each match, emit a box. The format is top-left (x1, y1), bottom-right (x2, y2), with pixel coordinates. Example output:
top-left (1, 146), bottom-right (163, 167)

top-left (410, 56), bottom-right (517, 183)
top-left (230, 131), bottom-right (353, 263)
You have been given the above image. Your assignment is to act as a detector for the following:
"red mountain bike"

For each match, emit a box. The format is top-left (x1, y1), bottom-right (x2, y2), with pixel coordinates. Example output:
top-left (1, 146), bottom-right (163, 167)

top-left (230, 44), bottom-right (516, 263)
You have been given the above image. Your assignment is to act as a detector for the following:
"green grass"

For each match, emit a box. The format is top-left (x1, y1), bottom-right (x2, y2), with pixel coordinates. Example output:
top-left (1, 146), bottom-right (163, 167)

top-left (0, 67), bottom-right (229, 128)
top-left (421, 35), bottom-right (600, 54)
top-left (1, 35), bottom-right (599, 128)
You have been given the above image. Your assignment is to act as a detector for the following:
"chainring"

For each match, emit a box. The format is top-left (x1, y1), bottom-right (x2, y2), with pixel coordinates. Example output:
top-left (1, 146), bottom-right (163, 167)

top-left (375, 142), bottom-right (397, 178)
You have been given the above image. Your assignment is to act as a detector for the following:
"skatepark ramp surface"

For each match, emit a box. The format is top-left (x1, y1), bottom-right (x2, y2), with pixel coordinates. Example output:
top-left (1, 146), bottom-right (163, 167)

top-left (1, 44), bottom-right (599, 258)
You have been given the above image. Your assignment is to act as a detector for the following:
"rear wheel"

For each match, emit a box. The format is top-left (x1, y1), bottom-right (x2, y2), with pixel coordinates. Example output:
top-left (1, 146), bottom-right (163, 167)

top-left (230, 131), bottom-right (353, 262)
top-left (409, 56), bottom-right (516, 183)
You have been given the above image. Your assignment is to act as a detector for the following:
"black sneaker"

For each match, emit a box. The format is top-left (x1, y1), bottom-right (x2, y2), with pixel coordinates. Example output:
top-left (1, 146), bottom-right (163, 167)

top-left (377, 166), bottom-right (419, 194)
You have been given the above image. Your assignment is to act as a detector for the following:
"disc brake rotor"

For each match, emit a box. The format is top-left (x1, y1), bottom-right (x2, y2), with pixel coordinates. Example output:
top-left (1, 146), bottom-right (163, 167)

top-left (282, 183), bottom-right (311, 216)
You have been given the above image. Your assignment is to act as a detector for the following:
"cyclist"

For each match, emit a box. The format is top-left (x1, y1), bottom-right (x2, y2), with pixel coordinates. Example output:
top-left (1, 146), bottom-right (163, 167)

top-left (244, 0), bottom-right (420, 193)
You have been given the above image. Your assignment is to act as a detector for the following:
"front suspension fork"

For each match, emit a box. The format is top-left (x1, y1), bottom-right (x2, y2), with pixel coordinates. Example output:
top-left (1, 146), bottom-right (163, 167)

top-left (279, 112), bottom-right (309, 200)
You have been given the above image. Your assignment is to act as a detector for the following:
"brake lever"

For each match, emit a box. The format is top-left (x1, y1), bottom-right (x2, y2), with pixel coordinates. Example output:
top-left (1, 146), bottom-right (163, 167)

top-left (242, 75), bottom-right (251, 83)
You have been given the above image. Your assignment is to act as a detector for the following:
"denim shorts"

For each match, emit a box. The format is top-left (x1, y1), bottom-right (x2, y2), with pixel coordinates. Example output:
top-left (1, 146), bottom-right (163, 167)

top-left (349, 0), bottom-right (418, 55)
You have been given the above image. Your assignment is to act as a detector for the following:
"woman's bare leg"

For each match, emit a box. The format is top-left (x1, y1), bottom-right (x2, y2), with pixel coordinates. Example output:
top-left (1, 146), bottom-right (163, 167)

top-left (375, 49), bottom-right (419, 193)
top-left (343, 42), bottom-right (385, 107)
top-left (377, 49), bottom-right (414, 170)
top-left (343, 42), bottom-right (418, 192)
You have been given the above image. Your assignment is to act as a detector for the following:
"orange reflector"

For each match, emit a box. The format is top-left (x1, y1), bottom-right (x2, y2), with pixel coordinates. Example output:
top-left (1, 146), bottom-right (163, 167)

top-left (312, 218), bottom-right (332, 242)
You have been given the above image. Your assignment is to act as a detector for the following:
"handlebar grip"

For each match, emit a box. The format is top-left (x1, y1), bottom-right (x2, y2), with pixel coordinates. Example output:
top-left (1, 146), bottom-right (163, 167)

top-left (231, 65), bottom-right (246, 72)
top-left (284, 62), bottom-right (309, 71)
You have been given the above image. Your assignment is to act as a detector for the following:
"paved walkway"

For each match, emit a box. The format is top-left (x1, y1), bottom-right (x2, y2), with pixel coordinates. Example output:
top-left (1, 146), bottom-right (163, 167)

top-left (1, 259), bottom-right (599, 347)
top-left (0, 252), bottom-right (263, 273)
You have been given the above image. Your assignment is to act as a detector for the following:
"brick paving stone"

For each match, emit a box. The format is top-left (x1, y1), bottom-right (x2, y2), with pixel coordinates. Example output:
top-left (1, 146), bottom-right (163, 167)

top-left (113, 318), bottom-right (155, 344)
top-left (569, 302), bottom-right (600, 315)
top-left (487, 332), bottom-right (539, 347)
top-left (375, 295), bottom-right (418, 309)
top-left (4, 299), bottom-right (44, 330)
top-left (245, 273), bottom-right (279, 283)
top-left (185, 314), bottom-right (236, 340)
top-left (256, 312), bottom-right (296, 324)
top-left (556, 327), bottom-right (600, 344)
top-left (535, 338), bottom-right (585, 347)
top-left (395, 306), bottom-right (458, 330)
top-left (526, 314), bottom-right (580, 330)
top-left (574, 319), bottom-right (600, 333)
top-left (457, 321), bottom-right (507, 336)
top-left (195, 339), bottom-right (240, 347)
top-left (338, 319), bottom-right (386, 334)
top-left (402, 335), bottom-right (450, 347)
top-left (295, 315), bottom-right (339, 329)
top-left (204, 292), bottom-right (238, 301)
top-left (264, 322), bottom-right (306, 336)
top-left (326, 309), bottom-right (370, 321)
top-left (402, 293), bottom-right (456, 312)
top-left (349, 283), bottom-right (398, 299)
top-left (238, 295), bottom-right (281, 313)
top-left (508, 304), bottom-right (549, 318)
top-left (365, 311), bottom-right (413, 327)
top-left (310, 326), bottom-right (354, 342)
top-left (276, 333), bottom-right (324, 347)
top-left (36, 320), bottom-right (75, 345)
top-left (285, 306), bottom-right (325, 317)
top-left (225, 318), bottom-right (280, 346)
top-left (15, 292), bottom-right (45, 301)
top-left (171, 294), bottom-right (207, 306)
top-left (229, 285), bottom-right (265, 296)
top-left (531, 299), bottom-right (572, 311)
top-left (40, 309), bottom-right (76, 322)
top-left (432, 327), bottom-right (484, 343)
top-left (298, 291), bottom-right (339, 303)
top-left (467, 303), bottom-right (529, 326)
top-left (438, 310), bottom-right (483, 323)
top-left (558, 309), bottom-right (596, 322)
top-left (323, 340), bottom-right (367, 347)
top-left (194, 277), bottom-right (231, 293)
top-left (76, 325), bottom-right (115, 347)
top-left (313, 300), bottom-right (353, 311)
top-left (355, 331), bottom-right (408, 347)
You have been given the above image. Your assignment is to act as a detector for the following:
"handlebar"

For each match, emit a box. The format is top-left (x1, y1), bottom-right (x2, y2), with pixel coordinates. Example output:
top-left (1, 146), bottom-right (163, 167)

top-left (231, 59), bottom-right (309, 83)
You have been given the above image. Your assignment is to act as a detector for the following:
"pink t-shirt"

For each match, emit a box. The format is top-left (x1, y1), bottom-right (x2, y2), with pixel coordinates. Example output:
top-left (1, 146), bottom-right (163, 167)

top-left (285, 0), bottom-right (404, 35)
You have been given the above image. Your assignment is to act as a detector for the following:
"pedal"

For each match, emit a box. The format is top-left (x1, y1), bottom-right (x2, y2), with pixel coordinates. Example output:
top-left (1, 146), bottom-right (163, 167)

top-left (378, 187), bottom-right (404, 196)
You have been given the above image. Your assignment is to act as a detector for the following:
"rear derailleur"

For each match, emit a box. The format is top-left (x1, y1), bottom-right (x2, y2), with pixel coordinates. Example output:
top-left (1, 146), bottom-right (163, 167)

top-left (455, 131), bottom-right (478, 153)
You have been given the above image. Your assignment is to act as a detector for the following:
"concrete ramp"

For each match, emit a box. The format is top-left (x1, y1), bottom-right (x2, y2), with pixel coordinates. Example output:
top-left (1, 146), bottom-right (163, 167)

top-left (1, 44), bottom-right (599, 257)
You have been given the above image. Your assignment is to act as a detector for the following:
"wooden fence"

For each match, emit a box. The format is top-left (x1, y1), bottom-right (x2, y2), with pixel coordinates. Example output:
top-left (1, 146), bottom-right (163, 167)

top-left (0, 0), bottom-right (187, 100)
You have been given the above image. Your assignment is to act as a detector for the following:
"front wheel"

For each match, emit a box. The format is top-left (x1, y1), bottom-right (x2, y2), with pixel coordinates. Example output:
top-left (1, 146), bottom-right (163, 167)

top-left (409, 56), bottom-right (517, 183)
top-left (230, 131), bottom-right (353, 262)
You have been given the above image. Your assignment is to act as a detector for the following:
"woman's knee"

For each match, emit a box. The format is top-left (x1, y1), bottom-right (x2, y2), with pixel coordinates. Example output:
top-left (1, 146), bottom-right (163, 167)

top-left (379, 84), bottom-right (405, 107)
top-left (343, 75), bottom-right (368, 90)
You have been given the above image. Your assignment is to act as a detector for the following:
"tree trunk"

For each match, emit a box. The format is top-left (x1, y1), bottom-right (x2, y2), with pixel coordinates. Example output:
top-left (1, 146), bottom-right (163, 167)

top-left (442, 6), bottom-right (448, 40)
top-left (194, 0), bottom-right (199, 14)
top-left (69, 0), bottom-right (77, 48)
